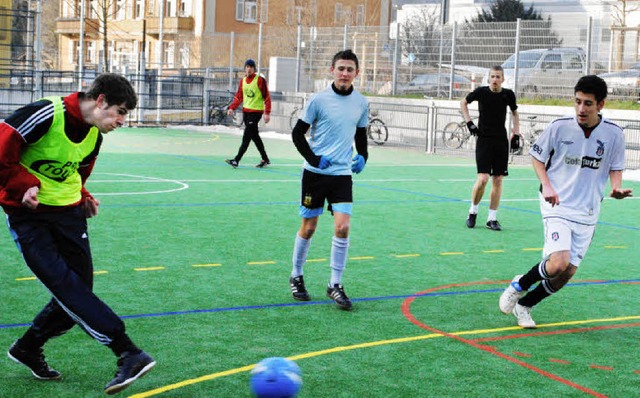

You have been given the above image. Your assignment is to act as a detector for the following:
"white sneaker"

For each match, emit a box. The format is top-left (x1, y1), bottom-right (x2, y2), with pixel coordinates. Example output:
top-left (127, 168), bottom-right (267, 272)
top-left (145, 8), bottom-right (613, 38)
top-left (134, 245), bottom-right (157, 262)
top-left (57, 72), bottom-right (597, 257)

top-left (512, 303), bottom-right (537, 329)
top-left (498, 275), bottom-right (525, 314)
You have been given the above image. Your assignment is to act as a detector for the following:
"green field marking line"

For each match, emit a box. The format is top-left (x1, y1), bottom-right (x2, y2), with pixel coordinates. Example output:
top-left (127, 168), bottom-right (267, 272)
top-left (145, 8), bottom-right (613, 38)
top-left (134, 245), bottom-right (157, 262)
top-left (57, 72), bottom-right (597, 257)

top-left (134, 267), bottom-right (166, 272)
top-left (247, 260), bottom-right (277, 265)
top-left (129, 315), bottom-right (640, 398)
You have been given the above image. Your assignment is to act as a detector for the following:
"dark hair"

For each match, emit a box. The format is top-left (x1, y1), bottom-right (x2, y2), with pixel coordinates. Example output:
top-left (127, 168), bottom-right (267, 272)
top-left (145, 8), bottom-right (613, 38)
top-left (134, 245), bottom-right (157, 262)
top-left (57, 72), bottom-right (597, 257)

top-left (331, 49), bottom-right (359, 70)
top-left (86, 73), bottom-right (137, 110)
top-left (574, 75), bottom-right (607, 103)
top-left (244, 59), bottom-right (256, 68)
top-left (491, 65), bottom-right (504, 73)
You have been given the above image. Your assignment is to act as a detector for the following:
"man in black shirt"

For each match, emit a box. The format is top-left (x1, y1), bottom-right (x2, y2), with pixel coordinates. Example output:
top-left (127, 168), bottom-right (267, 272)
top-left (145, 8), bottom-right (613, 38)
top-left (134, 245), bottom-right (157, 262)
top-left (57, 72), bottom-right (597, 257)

top-left (460, 65), bottom-right (520, 231)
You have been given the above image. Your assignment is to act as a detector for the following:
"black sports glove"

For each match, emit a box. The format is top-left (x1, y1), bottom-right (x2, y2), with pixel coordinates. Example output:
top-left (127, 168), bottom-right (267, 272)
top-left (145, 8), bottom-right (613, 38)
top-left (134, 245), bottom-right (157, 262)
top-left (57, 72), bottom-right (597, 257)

top-left (467, 121), bottom-right (479, 136)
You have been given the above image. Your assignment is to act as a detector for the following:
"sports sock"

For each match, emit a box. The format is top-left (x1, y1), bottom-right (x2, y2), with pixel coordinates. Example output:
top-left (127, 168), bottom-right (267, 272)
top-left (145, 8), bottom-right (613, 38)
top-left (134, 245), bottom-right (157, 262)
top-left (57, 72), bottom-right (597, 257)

top-left (518, 280), bottom-right (556, 307)
top-left (291, 234), bottom-right (311, 278)
top-left (469, 204), bottom-right (479, 214)
top-left (518, 259), bottom-right (550, 291)
top-left (487, 209), bottom-right (497, 221)
top-left (330, 236), bottom-right (350, 286)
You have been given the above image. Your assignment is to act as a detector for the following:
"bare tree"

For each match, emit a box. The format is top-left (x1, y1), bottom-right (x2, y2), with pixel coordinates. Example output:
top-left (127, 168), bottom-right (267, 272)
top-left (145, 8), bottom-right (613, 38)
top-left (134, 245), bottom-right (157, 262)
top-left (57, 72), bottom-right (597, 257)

top-left (610, 0), bottom-right (640, 68)
top-left (90, 0), bottom-right (124, 71)
top-left (400, 7), bottom-right (441, 67)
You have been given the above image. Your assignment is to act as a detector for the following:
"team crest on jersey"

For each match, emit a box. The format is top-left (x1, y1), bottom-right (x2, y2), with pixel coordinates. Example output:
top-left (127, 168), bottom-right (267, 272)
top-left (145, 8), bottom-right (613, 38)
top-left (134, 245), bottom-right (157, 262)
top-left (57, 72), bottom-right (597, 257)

top-left (595, 140), bottom-right (605, 156)
top-left (303, 193), bottom-right (313, 207)
top-left (551, 231), bottom-right (559, 241)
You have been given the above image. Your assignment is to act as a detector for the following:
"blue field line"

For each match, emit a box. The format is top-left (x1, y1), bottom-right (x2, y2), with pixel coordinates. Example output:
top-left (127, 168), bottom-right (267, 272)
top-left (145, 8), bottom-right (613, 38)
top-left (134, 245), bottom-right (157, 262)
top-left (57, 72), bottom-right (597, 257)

top-left (1, 279), bottom-right (637, 330)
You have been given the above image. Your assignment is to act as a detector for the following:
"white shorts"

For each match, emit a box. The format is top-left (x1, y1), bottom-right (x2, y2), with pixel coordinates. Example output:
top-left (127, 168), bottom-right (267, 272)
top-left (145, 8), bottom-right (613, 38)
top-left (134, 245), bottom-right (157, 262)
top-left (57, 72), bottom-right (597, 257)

top-left (542, 217), bottom-right (595, 267)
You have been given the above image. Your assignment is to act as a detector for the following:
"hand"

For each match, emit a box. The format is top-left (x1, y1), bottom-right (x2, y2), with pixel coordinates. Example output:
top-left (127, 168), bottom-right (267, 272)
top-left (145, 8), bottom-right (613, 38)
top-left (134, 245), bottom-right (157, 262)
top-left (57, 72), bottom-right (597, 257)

top-left (263, 114), bottom-right (270, 124)
top-left (351, 154), bottom-right (366, 174)
top-left (21, 186), bottom-right (39, 209)
top-left (610, 188), bottom-right (633, 199)
top-left (317, 155), bottom-right (332, 170)
top-left (82, 195), bottom-right (101, 218)
top-left (226, 109), bottom-right (233, 116)
top-left (541, 184), bottom-right (560, 207)
top-left (467, 121), bottom-right (479, 136)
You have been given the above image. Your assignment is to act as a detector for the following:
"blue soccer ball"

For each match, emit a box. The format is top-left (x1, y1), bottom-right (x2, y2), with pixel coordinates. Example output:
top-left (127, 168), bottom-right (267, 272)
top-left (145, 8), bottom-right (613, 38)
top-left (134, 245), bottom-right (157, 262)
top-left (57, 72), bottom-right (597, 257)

top-left (250, 357), bottom-right (302, 398)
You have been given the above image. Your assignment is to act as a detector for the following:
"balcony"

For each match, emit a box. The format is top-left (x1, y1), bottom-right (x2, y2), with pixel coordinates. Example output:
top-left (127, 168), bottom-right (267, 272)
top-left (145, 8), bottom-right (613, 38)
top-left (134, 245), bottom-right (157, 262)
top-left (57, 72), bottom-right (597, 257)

top-left (145, 16), bottom-right (195, 37)
top-left (55, 18), bottom-right (100, 38)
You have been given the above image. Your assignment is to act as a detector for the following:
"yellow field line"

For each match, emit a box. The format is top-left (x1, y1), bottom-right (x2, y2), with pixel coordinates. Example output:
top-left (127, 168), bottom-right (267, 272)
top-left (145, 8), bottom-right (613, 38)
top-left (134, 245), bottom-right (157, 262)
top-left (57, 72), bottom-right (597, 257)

top-left (134, 267), bottom-right (165, 272)
top-left (440, 252), bottom-right (464, 256)
top-left (394, 253), bottom-right (421, 258)
top-left (482, 250), bottom-right (505, 253)
top-left (350, 256), bottom-right (374, 260)
top-left (306, 258), bottom-right (326, 263)
top-left (604, 245), bottom-right (626, 249)
top-left (192, 263), bottom-right (222, 267)
top-left (129, 315), bottom-right (640, 398)
top-left (247, 261), bottom-right (276, 265)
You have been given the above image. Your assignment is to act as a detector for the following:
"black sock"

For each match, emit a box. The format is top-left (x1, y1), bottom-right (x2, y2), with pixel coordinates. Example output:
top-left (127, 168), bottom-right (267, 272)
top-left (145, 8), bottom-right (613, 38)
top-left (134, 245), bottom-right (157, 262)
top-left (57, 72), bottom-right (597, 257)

top-left (519, 280), bottom-right (556, 307)
top-left (519, 259), bottom-right (550, 291)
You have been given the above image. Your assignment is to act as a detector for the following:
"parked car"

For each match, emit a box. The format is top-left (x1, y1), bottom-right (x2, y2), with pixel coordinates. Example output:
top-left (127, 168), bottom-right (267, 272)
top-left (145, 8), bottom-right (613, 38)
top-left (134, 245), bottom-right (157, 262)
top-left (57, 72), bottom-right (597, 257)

top-left (396, 73), bottom-right (471, 98)
top-left (598, 68), bottom-right (640, 98)
top-left (488, 48), bottom-right (587, 95)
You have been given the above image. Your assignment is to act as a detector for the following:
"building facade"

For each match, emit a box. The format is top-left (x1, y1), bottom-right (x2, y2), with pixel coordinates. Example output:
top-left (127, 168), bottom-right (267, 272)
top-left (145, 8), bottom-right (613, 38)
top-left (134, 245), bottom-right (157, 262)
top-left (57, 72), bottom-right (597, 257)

top-left (55, 0), bottom-right (391, 72)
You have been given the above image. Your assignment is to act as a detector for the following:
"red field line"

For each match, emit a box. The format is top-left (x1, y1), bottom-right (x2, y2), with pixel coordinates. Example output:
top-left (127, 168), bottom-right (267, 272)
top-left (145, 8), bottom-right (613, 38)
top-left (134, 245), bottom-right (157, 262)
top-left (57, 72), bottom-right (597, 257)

top-left (401, 281), bottom-right (609, 398)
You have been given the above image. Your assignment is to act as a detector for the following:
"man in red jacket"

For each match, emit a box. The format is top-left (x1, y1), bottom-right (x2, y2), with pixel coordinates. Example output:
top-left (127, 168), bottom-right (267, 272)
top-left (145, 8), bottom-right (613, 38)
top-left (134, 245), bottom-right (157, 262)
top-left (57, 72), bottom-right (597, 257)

top-left (225, 58), bottom-right (272, 168)
top-left (0, 73), bottom-right (155, 395)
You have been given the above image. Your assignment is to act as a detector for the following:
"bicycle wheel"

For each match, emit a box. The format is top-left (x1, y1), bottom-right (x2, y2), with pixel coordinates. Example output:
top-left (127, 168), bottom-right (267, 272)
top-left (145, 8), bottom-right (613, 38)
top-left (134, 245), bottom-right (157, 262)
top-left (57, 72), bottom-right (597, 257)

top-left (289, 108), bottom-right (301, 130)
top-left (442, 122), bottom-right (466, 149)
top-left (367, 118), bottom-right (388, 145)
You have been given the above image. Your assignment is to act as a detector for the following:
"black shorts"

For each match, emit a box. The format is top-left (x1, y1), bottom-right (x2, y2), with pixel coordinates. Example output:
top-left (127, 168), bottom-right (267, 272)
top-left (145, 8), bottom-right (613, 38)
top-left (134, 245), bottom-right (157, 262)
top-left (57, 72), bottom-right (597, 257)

top-left (475, 135), bottom-right (509, 176)
top-left (300, 169), bottom-right (352, 212)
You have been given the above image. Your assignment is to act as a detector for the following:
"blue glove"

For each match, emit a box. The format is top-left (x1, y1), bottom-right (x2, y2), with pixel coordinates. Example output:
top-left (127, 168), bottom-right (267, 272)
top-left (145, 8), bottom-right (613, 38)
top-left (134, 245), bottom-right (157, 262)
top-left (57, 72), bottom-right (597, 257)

top-left (351, 154), bottom-right (366, 174)
top-left (317, 155), bottom-right (332, 169)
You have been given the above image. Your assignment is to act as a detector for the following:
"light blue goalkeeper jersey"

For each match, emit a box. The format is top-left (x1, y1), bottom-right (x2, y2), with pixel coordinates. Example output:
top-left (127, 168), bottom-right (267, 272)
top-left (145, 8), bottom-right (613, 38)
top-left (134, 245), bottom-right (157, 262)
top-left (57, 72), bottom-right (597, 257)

top-left (301, 85), bottom-right (369, 176)
top-left (530, 115), bottom-right (625, 225)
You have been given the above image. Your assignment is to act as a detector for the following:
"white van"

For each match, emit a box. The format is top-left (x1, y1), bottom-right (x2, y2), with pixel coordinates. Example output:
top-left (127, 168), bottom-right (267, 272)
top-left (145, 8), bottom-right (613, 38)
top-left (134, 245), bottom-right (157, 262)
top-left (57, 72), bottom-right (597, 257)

top-left (487, 48), bottom-right (587, 96)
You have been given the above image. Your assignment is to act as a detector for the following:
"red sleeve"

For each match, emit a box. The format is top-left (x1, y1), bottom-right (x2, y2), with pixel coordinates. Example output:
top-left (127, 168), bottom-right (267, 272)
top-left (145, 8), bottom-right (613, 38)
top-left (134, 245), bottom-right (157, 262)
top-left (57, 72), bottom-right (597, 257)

top-left (259, 76), bottom-right (271, 115)
top-left (0, 123), bottom-right (41, 208)
top-left (228, 79), bottom-right (244, 111)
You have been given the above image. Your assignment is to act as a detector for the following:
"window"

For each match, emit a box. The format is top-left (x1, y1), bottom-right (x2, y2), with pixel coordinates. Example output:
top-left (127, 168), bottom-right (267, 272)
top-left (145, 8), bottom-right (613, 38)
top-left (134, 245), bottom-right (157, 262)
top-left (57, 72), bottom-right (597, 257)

top-left (236, 0), bottom-right (244, 21)
top-left (115, 0), bottom-right (125, 20)
top-left (245, 1), bottom-right (258, 23)
top-left (286, 0), bottom-right (294, 25)
top-left (334, 3), bottom-right (343, 24)
top-left (356, 5), bottom-right (365, 26)
top-left (166, 0), bottom-right (175, 17)
top-left (236, 0), bottom-right (258, 23)
top-left (135, 0), bottom-right (144, 18)
top-left (541, 54), bottom-right (561, 70)
top-left (564, 54), bottom-right (583, 70)
top-left (260, 0), bottom-right (268, 23)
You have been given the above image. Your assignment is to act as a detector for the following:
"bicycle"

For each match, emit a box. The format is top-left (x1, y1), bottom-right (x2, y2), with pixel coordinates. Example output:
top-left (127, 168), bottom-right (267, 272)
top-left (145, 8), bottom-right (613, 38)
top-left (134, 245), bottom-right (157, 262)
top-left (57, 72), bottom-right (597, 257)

top-left (441, 114), bottom-right (476, 149)
top-left (289, 105), bottom-right (302, 130)
top-left (208, 91), bottom-right (243, 127)
top-left (367, 109), bottom-right (388, 145)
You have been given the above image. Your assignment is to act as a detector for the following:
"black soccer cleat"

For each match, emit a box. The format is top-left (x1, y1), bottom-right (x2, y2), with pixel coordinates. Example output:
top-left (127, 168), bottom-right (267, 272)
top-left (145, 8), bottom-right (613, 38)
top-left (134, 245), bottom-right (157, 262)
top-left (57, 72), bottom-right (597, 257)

top-left (255, 159), bottom-right (271, 168)
top-left (104, 351), bottom-right (156, 395)
top-left (466, 213), bottom-right (477, 228)
top-left (290, 276), bottom-right (311, 301)
top-left (326, 284), bottom-right (353, 311)
top-left (8, 340), bottom-right (62, 380)
top-left (486, 220), bottom-right (502, 231)
top-left (225, 159), bottom-right (239, 168)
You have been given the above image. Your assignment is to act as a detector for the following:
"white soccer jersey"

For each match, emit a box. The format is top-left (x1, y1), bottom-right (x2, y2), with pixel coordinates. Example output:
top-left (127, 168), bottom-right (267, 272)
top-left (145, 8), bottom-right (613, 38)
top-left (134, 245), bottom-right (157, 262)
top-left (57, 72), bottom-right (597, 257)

top-left (529, 115), bottom-right (625, 225)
